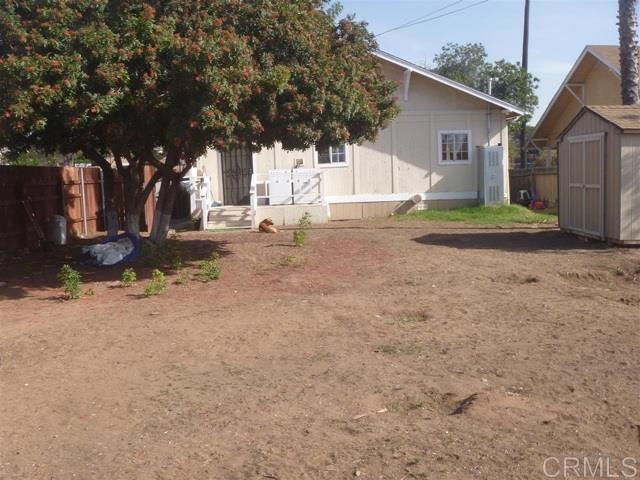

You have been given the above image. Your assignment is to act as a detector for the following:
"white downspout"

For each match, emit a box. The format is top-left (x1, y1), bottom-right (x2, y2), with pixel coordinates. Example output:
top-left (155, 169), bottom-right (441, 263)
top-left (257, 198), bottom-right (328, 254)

top-left (486, 78), bottom-right (493, 147)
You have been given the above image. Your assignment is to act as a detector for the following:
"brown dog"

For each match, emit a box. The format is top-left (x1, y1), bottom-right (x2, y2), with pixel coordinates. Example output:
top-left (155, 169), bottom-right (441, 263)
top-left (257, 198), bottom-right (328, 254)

top-left (259, 218), bottom-right (278, 233)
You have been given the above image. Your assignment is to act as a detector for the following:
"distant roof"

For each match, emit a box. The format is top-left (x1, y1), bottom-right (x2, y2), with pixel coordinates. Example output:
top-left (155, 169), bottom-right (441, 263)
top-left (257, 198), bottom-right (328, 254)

top-left (587, 45), bottom-right (621, 74)
top-left (373, 50), bottom-right (525, 116)
top-left (588, 105), bottom-right (640, 131)
top-left (530, 45), bottom-right (621, 147)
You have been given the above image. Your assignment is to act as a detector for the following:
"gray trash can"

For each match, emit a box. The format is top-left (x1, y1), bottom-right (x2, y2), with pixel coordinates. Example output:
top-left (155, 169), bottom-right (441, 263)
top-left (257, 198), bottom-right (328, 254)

top-left (46, 215), bottom-right (67, 246)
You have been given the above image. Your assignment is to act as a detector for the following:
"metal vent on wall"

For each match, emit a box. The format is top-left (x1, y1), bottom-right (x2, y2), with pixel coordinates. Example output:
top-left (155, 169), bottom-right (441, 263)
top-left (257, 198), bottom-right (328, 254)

top-left (477, 146), bottom-right (505, 206)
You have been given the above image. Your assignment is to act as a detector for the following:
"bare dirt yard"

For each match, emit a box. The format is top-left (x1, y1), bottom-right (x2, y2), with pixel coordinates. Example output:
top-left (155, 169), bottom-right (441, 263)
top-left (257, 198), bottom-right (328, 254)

top-left (1, 218), bottom-right (639, 479)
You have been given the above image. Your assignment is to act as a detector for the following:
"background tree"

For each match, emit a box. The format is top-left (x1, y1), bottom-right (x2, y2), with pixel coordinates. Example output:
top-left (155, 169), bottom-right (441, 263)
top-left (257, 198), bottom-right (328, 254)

top-left (619, 0), bottom-right (640, 105)
top-left (431, 42), bottom-right (539, 164)
top-left (0, 0), bottom-right (398, 243)
top-left (431, 43), bottom-right (489, 91)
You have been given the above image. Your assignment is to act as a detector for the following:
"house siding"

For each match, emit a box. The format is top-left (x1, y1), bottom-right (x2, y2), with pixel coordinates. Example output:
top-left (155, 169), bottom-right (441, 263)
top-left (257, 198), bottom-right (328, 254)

top-left (202, 57), bottom-right (513, 214)
top-left (253, 59), bottom-right (509, 204)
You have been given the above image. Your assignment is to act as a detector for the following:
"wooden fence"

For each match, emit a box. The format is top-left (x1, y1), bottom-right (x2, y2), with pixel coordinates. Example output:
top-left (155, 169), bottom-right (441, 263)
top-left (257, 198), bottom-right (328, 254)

top-left (509, 167), bottom-right (558, 209)
top-left (0, 165), bottom-right (155, 251)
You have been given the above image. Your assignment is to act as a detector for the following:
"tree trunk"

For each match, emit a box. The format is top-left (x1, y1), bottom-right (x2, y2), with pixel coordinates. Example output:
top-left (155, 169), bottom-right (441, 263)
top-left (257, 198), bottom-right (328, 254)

top-left (149, 176), bottom-right (180, 245)
top-left (120, 166), bottom-right (142, 237)
top-left (100, 166), bottom-right (119, 238)
top-left (619, 0), bottom-right (640, 105)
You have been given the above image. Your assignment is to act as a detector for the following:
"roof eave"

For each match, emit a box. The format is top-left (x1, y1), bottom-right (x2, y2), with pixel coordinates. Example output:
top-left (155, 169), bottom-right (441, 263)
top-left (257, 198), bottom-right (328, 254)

top-left (373, 50), bottom-right (525, 116)
top-left (531, 46), bottom-right (621, 142)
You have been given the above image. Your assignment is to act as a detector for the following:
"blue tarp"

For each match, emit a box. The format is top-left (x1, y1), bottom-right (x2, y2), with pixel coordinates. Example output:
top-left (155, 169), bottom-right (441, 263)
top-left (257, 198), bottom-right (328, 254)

top-left (80, 233), bottom-right (140, 266)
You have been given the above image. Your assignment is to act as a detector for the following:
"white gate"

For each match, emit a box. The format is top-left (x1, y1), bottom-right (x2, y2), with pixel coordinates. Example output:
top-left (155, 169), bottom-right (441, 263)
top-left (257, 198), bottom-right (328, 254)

top-left (292, 169), bottom-right (322, 204)
top-left (268, 170), bottom-right (293, 205)
top-left (567, 133), bottom-right (604, 237)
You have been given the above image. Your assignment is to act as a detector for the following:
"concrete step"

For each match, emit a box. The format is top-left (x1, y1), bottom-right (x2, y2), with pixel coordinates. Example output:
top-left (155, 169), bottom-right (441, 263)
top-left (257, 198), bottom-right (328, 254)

top-left (207, 207), bottom-right (252, 229)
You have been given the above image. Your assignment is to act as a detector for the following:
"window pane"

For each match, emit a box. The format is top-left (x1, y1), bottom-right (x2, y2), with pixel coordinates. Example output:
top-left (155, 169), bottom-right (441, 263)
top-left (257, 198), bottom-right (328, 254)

top-left (330, 145), bottom-right (346, 163)
top-left (318, 148), bottom-right (331, 164)
top-left (441, 134), bottom-right (454, 161)
top-left (456, 133), bottom-right (468, 161)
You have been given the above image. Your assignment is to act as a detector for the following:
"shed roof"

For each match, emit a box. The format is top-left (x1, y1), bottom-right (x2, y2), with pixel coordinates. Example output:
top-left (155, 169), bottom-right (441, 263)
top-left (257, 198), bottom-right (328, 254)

top-left (587, 105), bottom-right (640, 132)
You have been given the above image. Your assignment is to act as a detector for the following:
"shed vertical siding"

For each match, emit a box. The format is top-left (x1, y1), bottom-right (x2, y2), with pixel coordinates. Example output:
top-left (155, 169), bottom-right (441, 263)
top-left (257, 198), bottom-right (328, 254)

top-left (620, 134), bottom-right (640, 240)
top-left (559, 111), bottom-right (620, 239)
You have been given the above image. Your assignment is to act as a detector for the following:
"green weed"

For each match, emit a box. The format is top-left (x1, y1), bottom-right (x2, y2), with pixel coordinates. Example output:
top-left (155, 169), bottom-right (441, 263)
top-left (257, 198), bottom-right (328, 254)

top-left (144, 269), bottom-right (167, 296)
top-left (121, 268), bottom-right (137, 287)
top-left (293, 212), bottom-right (312, 247)
top-left (397, 204), bottom-right (557, 225)
top-left (199, 252), bottom-right (221, 282)
top-left (57, 264), bottom-right (82, 300)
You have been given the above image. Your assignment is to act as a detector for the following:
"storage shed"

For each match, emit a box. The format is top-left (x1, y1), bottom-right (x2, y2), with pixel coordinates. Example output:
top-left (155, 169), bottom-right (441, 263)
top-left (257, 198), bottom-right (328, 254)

top-left (558, 105), bottom-right (640, 244)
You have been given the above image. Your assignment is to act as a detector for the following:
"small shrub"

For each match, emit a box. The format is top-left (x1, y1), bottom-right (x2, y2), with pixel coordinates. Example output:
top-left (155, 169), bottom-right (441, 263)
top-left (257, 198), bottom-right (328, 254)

top-left (144, 269), bottom-right (167, 296)
top-left (292, 229), bottom-right (306, 247)
top-left (199, 252), bottom-right (221, 282)
top-left (121, 268), bottom-right (137, 287)
top-left (57, 264), bottom-right (82, 300)
top-left (292, 212), bottom-right (312, 247)
top-left (141, 239), bottom-right (183, 269)
top-left (298, 212), bottom-right (312, 229)
top-left (174, 271), bottom-right (190, 285)
top-left (279, 255), bottom-right (302, 267)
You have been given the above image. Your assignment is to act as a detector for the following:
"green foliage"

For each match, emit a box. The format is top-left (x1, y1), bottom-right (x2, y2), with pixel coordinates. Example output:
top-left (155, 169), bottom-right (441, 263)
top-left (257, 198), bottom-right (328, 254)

top-left (279, 255), bottom-right (303, 267)
top-left (0, 1), bottom-right (399, 236)
top-left (57, 264), bottom-right (81, 300)
top-left (141, 239), bottom-right (182, 269)
top-left (431, 42), bottom-right (539, 116)
top-left (199, 252), bottom-right (221, 282)
top-left (121, 268), bottom-right (137, 287)
top-left (397, 205), bottom-right (557, 225)
top-left (144, 269), bottom-right (167, 296)
top-left (432, 43), bottom-right (489, 91)
top-left (293, 212), bottom-right (312, 247)
top-left (1, 148), bottom-right (59, 166)
top-left (173, 271), bottom-right (190, 285)
top-left (293, 230), bottom-right (306, 247)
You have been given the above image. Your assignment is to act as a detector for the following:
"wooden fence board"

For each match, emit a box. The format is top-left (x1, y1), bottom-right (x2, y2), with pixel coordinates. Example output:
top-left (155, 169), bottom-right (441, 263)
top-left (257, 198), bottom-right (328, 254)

top-left (0, 165), bottom-right (157, 250)
top-left (510, 168), bottom-right (558, 208)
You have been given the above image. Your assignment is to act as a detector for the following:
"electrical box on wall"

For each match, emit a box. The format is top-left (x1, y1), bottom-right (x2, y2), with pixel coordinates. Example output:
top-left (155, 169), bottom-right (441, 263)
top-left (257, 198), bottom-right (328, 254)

top-left (477, 146), bottom-right (505, 206)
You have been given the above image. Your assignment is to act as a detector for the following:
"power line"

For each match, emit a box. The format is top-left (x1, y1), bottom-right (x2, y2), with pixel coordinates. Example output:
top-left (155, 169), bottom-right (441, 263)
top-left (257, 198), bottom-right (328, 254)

top-left (375, 0), bottom-right (465, 37)
top-left (376, 0), bottom-right (489, 37)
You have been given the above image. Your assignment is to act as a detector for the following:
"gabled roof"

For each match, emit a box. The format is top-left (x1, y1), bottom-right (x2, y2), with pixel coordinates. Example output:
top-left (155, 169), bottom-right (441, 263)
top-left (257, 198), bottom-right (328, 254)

top-left (588, 105), bottom-right (640, 132)
top-left (588, 45), bottom-right (620, 74)
top-left (531, 45), bottom-right (621, 147)
top-left (374, 50), bottom-right (525, 116)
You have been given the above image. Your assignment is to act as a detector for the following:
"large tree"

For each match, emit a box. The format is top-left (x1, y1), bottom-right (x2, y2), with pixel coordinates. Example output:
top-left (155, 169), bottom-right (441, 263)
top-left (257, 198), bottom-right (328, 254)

top-left (0, 1), bottom-right (398, 243)
top-left (619, 0), bottom-right (640, 105)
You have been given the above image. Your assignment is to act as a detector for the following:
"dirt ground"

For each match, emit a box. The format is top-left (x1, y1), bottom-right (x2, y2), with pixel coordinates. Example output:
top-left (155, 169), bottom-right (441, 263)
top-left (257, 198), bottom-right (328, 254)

top-left (1, 219), bottom-right (639, 479)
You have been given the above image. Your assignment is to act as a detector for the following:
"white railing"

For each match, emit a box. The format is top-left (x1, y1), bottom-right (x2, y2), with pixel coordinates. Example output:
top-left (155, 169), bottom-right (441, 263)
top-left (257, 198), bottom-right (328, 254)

top-left (249, 169), bottom-right (325, 228)
top-left (192, 175), bottom-right (211, 230)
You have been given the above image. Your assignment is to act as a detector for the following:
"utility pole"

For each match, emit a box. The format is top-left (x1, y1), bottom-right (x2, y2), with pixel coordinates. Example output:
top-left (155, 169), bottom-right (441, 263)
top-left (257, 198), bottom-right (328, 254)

top-left (519, 0), bottom-right (530, 169)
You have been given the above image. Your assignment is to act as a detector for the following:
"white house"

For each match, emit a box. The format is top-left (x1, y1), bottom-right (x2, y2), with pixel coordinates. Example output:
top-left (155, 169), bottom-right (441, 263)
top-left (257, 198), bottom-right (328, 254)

top-left (198, 51), bottom-right (524, 228)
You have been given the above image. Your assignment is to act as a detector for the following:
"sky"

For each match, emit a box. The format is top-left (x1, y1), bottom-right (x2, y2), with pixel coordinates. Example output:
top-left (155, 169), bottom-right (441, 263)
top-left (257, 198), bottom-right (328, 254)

top-left (339, 0), bottom-right (619, 123)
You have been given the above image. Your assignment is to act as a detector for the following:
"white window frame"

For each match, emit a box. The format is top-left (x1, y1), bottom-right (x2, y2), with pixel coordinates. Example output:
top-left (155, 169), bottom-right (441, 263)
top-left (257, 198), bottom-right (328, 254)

top-left (438, 130), bottom-right (472, 165)
top-left (313, 144), bottom-right (349, 168)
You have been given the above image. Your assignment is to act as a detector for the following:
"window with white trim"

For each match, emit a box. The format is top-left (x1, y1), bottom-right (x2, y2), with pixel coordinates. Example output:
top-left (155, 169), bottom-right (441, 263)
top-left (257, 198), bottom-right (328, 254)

top-left (439, 131), bottom-right (471, 164)
top-left (317, 144), bottom-right (347, 166)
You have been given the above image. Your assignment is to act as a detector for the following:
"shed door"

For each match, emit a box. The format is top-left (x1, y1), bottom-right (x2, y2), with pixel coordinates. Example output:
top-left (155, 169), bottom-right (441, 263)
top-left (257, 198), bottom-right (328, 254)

top-left (567, 134), bottom-right (604, 237)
